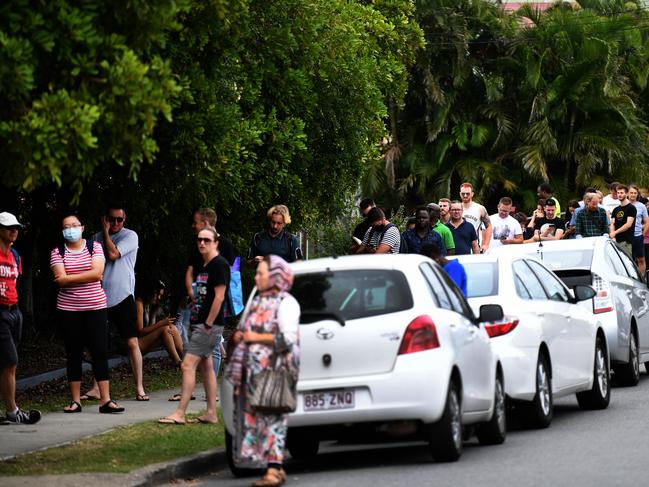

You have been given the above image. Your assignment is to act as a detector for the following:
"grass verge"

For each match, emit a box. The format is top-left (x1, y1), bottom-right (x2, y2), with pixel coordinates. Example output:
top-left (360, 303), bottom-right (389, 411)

top-left (0, 415), bottom-right (225, 475)
top-left (16, 357), bottom-right (189, 413)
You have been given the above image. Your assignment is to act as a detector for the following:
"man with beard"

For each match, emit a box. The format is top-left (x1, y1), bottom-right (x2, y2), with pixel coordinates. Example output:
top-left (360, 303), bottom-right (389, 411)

top-left (438, 198), bottom-right (451, 224)
top-left (459, 183), bottom-right (491, 253)
top-left (401, 207), bottom-right (445, 256)
top-left (247, 205), bottom-right (303, 265)
top-left (610, 185), bottom-right (637, 258)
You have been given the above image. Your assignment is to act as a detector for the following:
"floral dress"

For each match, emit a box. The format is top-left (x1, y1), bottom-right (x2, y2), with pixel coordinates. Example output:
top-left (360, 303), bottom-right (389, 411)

top-left (230, 293), bottom-right (300, 468)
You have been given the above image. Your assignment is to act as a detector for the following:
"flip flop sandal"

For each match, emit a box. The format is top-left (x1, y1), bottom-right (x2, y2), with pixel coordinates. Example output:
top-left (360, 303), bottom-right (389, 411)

top-left (158, 417), bottom-right (186, 425)
top-left (135, 394), bottom-right (150, 401)
top-left (187, 416), bottom-right (219, 424)
top-left (63, 401), bottom-right (82, 413)
top-left (168, 393), bottom-right (196, 401)
top-left (80, 393), bottom-right (100, 401)
top-left (99, 400), bottom-right (125, 414)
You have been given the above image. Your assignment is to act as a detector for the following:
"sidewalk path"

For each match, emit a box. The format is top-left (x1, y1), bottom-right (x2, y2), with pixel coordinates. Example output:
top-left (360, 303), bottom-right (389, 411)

top-left (1, 388), bottom-right (209, 460)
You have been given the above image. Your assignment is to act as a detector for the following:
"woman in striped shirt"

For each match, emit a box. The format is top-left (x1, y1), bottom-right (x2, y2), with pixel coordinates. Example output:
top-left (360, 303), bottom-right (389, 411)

top-left (50, 213), bottom-right (124, 414)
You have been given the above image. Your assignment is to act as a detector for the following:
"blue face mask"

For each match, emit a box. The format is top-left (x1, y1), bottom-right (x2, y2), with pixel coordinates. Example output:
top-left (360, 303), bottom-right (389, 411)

top-left (62, 227), bottom-right (83, 242)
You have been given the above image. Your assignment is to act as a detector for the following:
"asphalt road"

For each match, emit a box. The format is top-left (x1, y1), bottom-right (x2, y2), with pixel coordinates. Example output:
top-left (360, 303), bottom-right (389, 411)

top-left (172, 372), bottom-right (649, 487)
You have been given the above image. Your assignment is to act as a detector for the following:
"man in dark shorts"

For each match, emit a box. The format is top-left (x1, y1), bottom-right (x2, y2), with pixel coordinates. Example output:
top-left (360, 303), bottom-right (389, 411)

top-left (84, 204), bottom-right (146, 401)
top-left (610, 185), bottom-right (637, 258)
top-left (160, 227), bottom-right (229, 425)
top-left (0, 212), bottom-right (40, 424)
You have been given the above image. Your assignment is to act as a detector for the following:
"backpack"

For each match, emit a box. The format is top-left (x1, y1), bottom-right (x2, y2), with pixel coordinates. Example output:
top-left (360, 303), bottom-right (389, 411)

top-left (368, 223), bottom-right (408, 253)
top-left (10, 248), bottom-right (23, 295)
top-left (58, 239), bottom-right (95, 259)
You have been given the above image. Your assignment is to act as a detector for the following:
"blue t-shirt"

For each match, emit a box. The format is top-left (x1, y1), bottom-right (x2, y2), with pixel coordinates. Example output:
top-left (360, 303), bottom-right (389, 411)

top-left (632, 202), bottom-right (648, 237)
top-left (446, 220), bottom-right (477, 255)
top-left (402, 228), bottom-right (446, 256)
top-left (94, 228), bottom-right (138, 307)
top-left (443, 259), bottom-right (468, 296)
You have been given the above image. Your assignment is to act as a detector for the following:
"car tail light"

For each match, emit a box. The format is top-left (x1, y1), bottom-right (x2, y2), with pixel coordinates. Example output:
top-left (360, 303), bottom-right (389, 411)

top-left (398, 315), bottom-right (440, 355)
top-left (591, 273), bottom-right (613, 314)
top-left (484, 318), bottom-right (519, 338)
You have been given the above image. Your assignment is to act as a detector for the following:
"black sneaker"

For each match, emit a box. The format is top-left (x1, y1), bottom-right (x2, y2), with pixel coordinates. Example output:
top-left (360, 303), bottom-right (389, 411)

top-left (1, 417), bottom-right (9, 425)
top-left (7, 408), bottom-right (41, 425)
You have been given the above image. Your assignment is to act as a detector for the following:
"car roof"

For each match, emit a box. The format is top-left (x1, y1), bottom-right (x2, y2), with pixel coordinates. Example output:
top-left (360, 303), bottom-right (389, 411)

top-left (289, 253), bottom-right (433, 274)
top-left (489, 236), bottom-right (606, 255)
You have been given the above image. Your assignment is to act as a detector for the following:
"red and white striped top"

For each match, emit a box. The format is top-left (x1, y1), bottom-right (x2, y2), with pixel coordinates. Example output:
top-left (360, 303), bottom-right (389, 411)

top-left (50, 241), bottom-right (107, 311)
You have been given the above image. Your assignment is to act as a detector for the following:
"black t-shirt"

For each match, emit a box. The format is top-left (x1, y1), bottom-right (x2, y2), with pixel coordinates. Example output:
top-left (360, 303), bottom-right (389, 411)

top-left (188, 234), bottom-right (236, 269)
top-left (353, 218), bottom-right (372, 241)
top-left (612, 203), bottom-right (637, 244)
top-left (191, 255), bottom-right (230, 325)
top-left (446, 220), bottom-right (477, 255)
top-left (534, 217), bottom-right (563, 237)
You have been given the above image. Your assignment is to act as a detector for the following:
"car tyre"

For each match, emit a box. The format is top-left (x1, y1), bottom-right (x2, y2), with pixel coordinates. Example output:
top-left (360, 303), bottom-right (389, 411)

top-left (429, 380), bottom-right (462, 462)
top-left (287, 429), bottom-right (320, 462)
top-left (225, 430), bottom-right (256, 477)
top-left (576, 336), bottom-right (611, 410)
top-left (613, 331), bottom-right (640, 387)
top-left (476, 371), bottom-right (506, 445)
top-left (520, 353), bottom-right (553, 429)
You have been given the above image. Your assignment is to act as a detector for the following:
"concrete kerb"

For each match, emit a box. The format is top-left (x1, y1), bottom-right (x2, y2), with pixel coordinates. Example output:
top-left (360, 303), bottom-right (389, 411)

top-left (129, 447), bottom-right (226, 486)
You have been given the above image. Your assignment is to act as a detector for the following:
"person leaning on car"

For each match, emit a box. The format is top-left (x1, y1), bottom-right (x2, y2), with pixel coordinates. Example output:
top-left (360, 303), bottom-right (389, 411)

top-left (576, 193), bottom-right (609, 238)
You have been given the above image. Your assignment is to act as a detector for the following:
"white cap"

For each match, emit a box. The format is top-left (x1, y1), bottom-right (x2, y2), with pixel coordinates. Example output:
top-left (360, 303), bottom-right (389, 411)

top-left (0, 212), bottom-right (22, 228)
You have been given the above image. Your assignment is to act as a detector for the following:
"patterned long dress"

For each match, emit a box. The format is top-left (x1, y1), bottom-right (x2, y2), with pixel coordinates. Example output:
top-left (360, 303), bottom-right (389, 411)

top-left (232, 294), bottom-right (300, 468)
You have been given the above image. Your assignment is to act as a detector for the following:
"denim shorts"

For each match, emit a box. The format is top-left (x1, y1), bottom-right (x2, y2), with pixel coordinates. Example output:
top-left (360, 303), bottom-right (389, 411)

top-left (0, 307), bottom-right (22, 368)
top-left (186, 324), bottom-right (223, 358)
top-left (632, 235), bottom-right (645, 260)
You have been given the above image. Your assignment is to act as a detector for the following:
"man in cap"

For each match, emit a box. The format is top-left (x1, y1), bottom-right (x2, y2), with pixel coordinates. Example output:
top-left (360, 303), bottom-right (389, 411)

top-left (0, 212), bottom-right (41, 424)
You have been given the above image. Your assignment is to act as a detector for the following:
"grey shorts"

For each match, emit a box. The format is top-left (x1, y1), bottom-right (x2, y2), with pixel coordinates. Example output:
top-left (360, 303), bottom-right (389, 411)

top-left (186, 324), bottom-right (223, 358)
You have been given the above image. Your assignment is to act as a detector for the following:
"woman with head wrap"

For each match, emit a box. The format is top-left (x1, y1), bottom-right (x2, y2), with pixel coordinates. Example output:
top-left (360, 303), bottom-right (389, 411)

top-left (226, 255), bottom-right (300, 486)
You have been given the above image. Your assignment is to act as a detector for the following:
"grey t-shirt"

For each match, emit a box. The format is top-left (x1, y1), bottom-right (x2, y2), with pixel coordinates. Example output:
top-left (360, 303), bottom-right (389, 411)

top-left (94, 228), bottom-right (138, 307)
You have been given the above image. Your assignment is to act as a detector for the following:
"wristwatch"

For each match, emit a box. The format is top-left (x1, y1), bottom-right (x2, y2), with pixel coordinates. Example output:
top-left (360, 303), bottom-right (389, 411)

top-left (204, 322), bottom-right (213, 329)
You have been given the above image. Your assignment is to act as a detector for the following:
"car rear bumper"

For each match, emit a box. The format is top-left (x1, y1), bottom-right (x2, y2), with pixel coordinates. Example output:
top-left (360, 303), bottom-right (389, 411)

top-left (220, 348), bottom-right (455, 434)
top-left (492, 341), bottom-right (537, 402)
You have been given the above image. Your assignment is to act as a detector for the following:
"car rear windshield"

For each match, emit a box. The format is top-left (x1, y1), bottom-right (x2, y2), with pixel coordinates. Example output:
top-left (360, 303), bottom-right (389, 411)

top-left (462, 262), bottom-right (499, 298)
top-left (525, 249), bottom-right (594, 271)
top-left (291, 269), bottom-right (413, 321)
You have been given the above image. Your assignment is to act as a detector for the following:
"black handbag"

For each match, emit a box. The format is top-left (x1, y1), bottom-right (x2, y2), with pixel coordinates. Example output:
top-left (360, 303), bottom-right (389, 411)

top-left (249, 354), bottom-right (297, 414)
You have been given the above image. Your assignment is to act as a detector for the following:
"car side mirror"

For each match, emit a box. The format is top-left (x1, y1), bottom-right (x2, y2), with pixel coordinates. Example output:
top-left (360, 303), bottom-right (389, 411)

top-left (478, 304), bottom-right (504, 323)
top-left (572, 285), bottom-right (596, 302)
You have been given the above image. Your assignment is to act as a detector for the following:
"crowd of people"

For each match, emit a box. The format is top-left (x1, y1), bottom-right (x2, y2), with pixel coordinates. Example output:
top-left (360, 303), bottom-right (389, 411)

top-left (353, 181), bottom-right (649, 291)
top-left (3, 181), bottom-right (649, 485)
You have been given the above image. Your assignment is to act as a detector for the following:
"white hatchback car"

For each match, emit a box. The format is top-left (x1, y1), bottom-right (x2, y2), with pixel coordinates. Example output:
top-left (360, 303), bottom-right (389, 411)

top-left (498, 237), bottom-right (649, 387)
top-left (221, 254), bottom-right (505, 469)
top-left (455, 252), bottom-right (610, 429)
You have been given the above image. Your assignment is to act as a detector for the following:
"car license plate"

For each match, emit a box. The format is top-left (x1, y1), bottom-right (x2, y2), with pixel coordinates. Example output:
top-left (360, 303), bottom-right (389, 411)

top-left (303, 389), bottom-right (355, 412)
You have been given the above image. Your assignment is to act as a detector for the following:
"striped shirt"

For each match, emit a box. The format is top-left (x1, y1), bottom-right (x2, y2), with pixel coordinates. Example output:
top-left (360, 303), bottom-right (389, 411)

top-left (362, 225), bottom-right (401, 254)
top-left (50, 241), bottom-right (107, 311)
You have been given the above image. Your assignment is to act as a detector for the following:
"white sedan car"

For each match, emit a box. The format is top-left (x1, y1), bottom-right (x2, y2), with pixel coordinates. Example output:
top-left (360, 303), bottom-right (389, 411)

top-left (455, 252), bottom-right (610, 429)
top-left (221, 254), bottom-right (505, 469)
top-left (498, 237), bottom-right (649, 387)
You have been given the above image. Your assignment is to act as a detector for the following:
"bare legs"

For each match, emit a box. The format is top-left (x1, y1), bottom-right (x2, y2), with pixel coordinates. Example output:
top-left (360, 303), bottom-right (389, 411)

top-left (127, 337), bottom-right (146, 397)
top-left (0, 364), bottom-right (17, 413)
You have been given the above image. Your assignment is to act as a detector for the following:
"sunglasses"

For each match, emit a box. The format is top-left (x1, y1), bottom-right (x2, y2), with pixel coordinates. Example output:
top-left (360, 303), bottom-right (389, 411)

top-left (108, 216), bottom-right (124, 223)
top-left (460, 193), bottom-right (471, 197)
top-left (197, 237), bottom-right (214, 243)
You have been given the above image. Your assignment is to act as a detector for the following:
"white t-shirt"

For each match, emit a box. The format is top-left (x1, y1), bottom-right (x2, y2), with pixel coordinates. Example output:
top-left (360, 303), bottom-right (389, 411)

top-left (488, 214), bottom-right (522, 251)
top-left (602, 195), bottom-right (619, 215)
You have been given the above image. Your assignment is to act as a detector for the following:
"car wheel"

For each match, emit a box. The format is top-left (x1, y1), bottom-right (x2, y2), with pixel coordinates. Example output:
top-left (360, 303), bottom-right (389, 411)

top-left (476, 371), bottom-right (506, 445)
top-left (429, 380), bottom-right (462, 462)
top-left (225, 431), bottom-right (256, 477)
top-left (613, 331), bottom-right (640, 387)
top-left (520, 353), bottom-right (553, 429)
top-left (576, 336), bottom-right (611, 410)
top-left (287, 429), bottom-right (320, 462)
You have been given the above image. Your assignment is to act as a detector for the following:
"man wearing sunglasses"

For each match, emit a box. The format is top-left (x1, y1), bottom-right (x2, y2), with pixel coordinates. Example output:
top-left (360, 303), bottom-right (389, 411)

top-left (84, 205), bottom-right (147, 402)
top-left (459, 182), bottom-right (491, 253)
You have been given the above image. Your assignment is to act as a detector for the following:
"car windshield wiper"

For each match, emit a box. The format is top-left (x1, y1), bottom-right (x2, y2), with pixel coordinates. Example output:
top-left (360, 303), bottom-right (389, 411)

top-left (300, 311), bottom-right (346, 327)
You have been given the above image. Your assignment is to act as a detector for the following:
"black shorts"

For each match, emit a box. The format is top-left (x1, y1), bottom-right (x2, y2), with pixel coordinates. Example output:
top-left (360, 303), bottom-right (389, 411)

top-left (107, 295), bottom-right (137, 339)
top-left (0, 307), bottom-right (22, 368)
top-left (632, 236), bottom-right (645, 260)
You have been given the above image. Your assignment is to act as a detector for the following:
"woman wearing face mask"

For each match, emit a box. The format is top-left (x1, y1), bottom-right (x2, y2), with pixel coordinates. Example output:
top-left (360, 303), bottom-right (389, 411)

top-left (50, 213), bottom-right (124, 414)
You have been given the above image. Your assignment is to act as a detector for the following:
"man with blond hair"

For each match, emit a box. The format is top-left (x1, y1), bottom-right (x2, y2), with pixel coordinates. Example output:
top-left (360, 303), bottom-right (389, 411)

top-left (247, 205), bottom-right (303, 265)
top-left (459, 182), bottom-right (491, 252)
